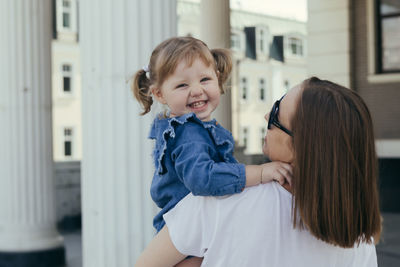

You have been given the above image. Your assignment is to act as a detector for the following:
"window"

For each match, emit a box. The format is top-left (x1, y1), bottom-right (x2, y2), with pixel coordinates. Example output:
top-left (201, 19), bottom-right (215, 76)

top-left (62, 64), bottom-right (72, 93)
top-left (260, 29), bottom-right (265, 52)
top-left (231, 33), bottom-right (241, 50)
top-left (260, 127), bottom-right (266, 147)
top-left (62, 0), bottom-right (71, 28)
top-left (259, 78), bottom-right (265, 101)
top-left (377, 0), bottom-right (400, 72)
top-left (241, 127), bottom-right (248, 148)
top-left (284, 80), bottom-right (290, 92)
top-left (64, 128), bottom-right (73, 157)
top-left (241, 77), bottom-right (248, 100)
top-left (288, 37), bottom-right (303, 56)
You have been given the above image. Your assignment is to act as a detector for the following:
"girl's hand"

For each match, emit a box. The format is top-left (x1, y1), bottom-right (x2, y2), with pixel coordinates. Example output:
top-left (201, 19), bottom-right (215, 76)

top-left (260, 161), bottom-right (293, 186)
top-left (174, 257), bottom-right (203, 267)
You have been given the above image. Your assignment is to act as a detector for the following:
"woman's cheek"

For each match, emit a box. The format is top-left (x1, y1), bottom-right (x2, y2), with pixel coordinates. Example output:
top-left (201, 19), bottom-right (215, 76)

top-left (262, 134), bottom-right (269, 156)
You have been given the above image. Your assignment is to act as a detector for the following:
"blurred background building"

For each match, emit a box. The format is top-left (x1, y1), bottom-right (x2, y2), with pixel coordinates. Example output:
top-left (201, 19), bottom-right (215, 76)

top-left (178, 0), bottom-right (307, 154)
top-left (1, 0), bottom-right (399, 266)
top-left (52, 0), bottom-right (82, 162)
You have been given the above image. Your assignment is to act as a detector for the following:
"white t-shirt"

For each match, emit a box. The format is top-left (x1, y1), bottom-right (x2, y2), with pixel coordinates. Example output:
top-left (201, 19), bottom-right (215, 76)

top-left (164, 182), bottom-right (377, 267)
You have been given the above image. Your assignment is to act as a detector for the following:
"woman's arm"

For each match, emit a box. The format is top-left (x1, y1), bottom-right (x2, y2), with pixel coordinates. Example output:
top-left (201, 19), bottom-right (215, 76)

top-left (135, 226), bottom-right (186, 267)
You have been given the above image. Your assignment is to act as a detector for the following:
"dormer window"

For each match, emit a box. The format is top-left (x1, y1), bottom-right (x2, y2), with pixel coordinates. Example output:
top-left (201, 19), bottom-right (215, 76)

top-left (62, 0), bottom-right (71, 29)
top-left (260, 29), bottom-right (265, 53)
top-left (288, 37), bottom-right (303, 56)
top-left (62, 64), bottom-right (72, 94)
top-left (231, 33), bottom-right (241, 50)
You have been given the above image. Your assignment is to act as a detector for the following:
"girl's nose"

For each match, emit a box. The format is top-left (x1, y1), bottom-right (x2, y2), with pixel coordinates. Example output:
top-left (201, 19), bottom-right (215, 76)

top-left (190, 85), bottom-right (203, 97)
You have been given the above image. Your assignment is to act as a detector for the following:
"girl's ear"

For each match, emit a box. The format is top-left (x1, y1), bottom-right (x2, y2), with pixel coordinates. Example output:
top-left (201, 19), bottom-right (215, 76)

top-left (151, 87), bottom-right (167, 105)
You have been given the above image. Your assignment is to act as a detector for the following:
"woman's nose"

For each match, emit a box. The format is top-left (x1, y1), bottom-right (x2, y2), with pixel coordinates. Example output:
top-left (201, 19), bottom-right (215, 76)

top-left (264, 113), bottom-right (270, 121)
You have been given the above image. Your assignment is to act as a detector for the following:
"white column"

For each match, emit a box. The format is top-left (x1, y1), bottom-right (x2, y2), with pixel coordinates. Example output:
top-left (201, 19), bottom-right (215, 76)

top-left (200, 0), bottom-right (232, 131)
top-left (79, 1), bottom-right (176, 266)
top-left (0, 0), bottom-right (65, 265)
top-left (307, 0), bottom-right (352, 87)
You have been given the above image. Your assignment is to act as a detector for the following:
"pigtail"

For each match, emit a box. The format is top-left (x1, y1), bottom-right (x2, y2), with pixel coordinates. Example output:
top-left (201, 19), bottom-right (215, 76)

top-left (131, 69), bottom-right (153, 115)
top-left (211, 48), bottom-right (232, 93)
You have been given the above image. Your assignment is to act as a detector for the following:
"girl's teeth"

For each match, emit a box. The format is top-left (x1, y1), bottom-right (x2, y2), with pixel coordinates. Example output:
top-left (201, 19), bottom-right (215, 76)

top-left (192, 101), bottom-right (205, 107)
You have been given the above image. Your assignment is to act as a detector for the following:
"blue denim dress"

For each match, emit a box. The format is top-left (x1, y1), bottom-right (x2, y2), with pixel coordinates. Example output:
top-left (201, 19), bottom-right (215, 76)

top-left (149, 113), bottom-right (246, 232)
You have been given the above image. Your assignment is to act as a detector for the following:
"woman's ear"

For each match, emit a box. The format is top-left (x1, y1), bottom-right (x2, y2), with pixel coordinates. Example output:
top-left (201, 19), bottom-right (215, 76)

top-left (151, 87), bottom-right (167, 105)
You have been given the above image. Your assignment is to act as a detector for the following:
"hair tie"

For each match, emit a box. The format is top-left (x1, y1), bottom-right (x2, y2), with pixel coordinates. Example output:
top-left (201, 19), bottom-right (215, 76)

top-left (142, 65), bottom-right (150, 79)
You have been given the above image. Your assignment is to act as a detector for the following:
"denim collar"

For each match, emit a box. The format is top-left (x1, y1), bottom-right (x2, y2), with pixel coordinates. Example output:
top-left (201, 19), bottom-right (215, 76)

top-left (149, 113), bottom-right (234, 175)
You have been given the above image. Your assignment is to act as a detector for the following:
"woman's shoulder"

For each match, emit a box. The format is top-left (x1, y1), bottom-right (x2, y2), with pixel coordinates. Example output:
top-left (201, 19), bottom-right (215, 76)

top-left (180, 182), bottom-right (292, 210)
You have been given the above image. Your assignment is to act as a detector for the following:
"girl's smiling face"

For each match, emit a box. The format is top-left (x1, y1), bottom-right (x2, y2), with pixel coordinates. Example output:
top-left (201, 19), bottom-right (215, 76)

top-left (152, 57), bottom-right (220, 122)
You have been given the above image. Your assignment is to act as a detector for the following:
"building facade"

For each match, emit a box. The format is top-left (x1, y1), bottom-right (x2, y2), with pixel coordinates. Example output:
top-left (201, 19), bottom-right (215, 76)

top-left (50, 0), bottom-right (307, 158)
top-left (353, 0), bottom-right (400, 212)
top-left (307, 0), bottom-right (400, 212)
top-left (178, 0), bottom-right (307, 154)
top-left (52, 0), bottom-right (82, 161)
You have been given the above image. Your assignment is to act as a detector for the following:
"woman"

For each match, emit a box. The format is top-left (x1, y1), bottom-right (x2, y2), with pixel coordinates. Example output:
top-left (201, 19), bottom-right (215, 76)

top-left (135, 77), bottom-right (382, 267)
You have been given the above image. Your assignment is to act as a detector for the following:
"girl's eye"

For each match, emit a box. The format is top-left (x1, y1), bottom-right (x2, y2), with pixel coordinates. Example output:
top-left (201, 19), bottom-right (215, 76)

top-left (200, 77), bottom-right (210, 82)
top-left (176, 83), bottom-right (187, 89)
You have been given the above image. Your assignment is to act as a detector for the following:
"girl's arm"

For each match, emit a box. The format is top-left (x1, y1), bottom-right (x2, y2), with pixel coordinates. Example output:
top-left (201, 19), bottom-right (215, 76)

top-left (172, 142), bottom-right (293, 195)
top-left (135, 226), bottom-right (186, 267)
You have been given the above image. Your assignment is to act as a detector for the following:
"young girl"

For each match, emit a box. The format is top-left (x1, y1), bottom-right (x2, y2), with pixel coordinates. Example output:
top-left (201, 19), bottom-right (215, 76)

top-left (132, 36), bottom-right (292, 234)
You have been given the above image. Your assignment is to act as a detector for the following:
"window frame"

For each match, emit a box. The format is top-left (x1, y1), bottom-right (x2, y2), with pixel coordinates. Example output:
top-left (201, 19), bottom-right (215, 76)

top-left (62, 126), bottom-right (74, 158)
top-left (288, 37), bottom-right (303, 57)
top-left (284, 80), bottom-right (290, 92)
top-left (62, 0), bottom-right (72, 29)
top-left (241, 127), bottom-right (248, 149)
top-left (260, 127), bottom-right (266, 147)
top-left (231, 32), bottom-right (241, 51)
top-left (240, 77), bottom-right (248, 101)
top-left (367, 0), bottom-right (400, 82)
top-left (61, 63), bottom-right (73, 95)
top-left (259, 29), bottom-right (265, 53)
top-left (256, 26), bottom-right (269, 55)
top-left (375, 0), bottom-right (400, 73)
top-left (259, 78), bottom-right (266, 101)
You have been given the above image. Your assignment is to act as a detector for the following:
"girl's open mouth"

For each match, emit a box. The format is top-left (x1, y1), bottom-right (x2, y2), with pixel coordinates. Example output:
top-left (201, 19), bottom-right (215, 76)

top-left (188, 100), bottom-right (208, 109)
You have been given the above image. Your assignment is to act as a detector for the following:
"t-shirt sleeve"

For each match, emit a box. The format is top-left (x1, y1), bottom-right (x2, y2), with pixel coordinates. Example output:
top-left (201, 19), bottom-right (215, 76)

top-left (163, 193), bottom-right (214, 257)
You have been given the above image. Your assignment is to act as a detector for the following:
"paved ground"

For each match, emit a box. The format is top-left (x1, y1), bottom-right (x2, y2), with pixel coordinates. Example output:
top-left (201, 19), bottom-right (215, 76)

top-left (376, 213), bottom-right (400, 267)
top-left (63, 230), bottom-right (82, 267)
top-left (63, 213), bottom-right (400, 266)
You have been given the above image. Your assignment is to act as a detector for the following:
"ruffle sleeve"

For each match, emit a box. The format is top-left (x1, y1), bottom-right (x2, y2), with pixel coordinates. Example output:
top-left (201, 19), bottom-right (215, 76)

top-left (148, 113), bottom-right (237, 175)
top-left (203, 122), bottom-right (236, 163)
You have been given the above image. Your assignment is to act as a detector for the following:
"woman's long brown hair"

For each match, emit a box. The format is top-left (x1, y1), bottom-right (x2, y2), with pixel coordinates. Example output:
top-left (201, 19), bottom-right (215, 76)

top-left (291, 77), bottom-right (381, 248)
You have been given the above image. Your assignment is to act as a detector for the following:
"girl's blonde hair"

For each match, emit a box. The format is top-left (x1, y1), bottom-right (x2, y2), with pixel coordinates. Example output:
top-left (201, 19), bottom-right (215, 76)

top-left (132, 36), bottom-right (232, 115)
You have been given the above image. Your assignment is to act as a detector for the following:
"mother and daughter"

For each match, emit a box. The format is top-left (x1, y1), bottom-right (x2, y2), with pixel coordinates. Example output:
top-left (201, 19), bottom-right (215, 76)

top-left (133, 36), bottom-right (381, 266)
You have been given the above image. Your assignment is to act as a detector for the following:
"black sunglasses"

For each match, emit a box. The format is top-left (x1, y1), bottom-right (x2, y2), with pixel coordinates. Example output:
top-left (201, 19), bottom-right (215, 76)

top-left (267, 95), bottom-right (294, 137)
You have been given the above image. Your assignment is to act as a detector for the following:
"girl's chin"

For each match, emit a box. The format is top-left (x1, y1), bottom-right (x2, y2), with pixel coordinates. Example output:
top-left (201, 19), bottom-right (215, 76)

top-left (193, 111), bottom-right (211, 121)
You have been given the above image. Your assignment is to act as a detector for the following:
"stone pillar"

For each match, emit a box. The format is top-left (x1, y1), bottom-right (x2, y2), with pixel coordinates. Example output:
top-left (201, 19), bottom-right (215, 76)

top-left (79, 0), bottom-right (176, 266)
top-left (307, 0), bottom-right (352, 87)
top-left (0, 1), bottom-right (65, 266)
top-left (200, 0), bottom-right (232, 131)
